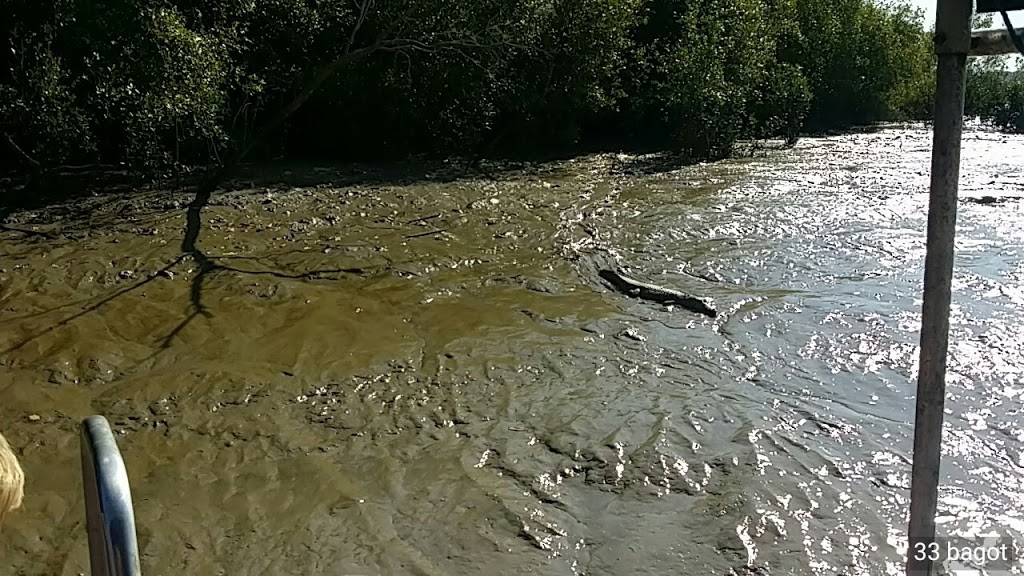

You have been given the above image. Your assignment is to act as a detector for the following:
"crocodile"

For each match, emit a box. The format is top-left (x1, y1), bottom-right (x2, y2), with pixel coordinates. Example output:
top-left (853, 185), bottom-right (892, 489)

top-left (599, 269), bottom-right (717, 318)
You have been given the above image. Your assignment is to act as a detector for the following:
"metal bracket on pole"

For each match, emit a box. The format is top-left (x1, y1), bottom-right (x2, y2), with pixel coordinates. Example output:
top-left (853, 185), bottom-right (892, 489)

top-left (976, 0), bottom-right (1024, 13)
top-left (81, 415), bottom-right (143, 576)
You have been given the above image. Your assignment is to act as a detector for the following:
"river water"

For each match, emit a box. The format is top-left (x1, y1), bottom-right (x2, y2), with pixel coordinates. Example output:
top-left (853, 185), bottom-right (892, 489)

top-left (1, 124), bottom-right (1022, 575)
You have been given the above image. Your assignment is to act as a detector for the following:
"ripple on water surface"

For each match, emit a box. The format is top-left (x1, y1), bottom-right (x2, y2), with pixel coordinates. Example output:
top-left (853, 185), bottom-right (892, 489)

top-left (1, 126), bottom-right (1023, 575)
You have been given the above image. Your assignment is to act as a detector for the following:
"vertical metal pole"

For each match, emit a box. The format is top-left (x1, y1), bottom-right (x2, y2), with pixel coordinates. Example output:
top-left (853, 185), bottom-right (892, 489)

top-left (906, 1), bottom-right (972, 575)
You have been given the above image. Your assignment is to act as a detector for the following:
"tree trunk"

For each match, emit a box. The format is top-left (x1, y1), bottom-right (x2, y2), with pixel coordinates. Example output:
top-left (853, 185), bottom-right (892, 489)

top-left (195, 45), bottom-right (381, 197)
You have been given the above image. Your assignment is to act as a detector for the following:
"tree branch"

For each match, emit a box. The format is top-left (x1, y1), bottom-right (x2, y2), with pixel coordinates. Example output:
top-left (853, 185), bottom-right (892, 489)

top-left (344, 0), bottom-right (374, 55)
top-left (2, 132), bottom-right (42, 173)
top-left (195, 11), bottom-right (524, 197)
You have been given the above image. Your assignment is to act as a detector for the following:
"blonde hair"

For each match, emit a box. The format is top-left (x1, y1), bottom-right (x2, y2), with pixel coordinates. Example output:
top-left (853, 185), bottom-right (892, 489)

top-left (0, 431), bottom-right (24, 528)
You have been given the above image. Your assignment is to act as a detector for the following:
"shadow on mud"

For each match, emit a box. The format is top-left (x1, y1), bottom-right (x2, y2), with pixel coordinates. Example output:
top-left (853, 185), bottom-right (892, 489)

top-left (0, 137), bottom-right (745, 358)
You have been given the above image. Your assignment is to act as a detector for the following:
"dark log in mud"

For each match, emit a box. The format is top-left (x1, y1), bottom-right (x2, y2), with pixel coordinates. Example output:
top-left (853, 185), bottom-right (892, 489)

top-left (599, 269), bottom-right (717, 318)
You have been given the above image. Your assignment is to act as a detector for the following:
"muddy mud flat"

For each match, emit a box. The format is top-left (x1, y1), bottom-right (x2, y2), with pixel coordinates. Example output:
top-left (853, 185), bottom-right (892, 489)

top-left (3, 127), bottom-right (1024, 575)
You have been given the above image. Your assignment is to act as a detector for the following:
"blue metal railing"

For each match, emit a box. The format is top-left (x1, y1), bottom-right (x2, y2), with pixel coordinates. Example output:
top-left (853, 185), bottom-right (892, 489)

top-left (80, 415), bottom-right (142, 576)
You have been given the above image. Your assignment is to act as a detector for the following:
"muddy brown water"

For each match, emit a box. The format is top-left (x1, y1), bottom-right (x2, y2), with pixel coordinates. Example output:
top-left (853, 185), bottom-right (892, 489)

top-left (2, 125), bottom-right (1023, 575)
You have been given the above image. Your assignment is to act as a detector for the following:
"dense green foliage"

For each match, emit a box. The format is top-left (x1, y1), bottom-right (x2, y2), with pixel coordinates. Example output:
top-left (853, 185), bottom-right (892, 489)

top-left (966, 57), bottom-right (1024, 133)
top-left (959, 14), bottom-right (1024, 134)
top-left (1, 0), bottom-right (940, 178)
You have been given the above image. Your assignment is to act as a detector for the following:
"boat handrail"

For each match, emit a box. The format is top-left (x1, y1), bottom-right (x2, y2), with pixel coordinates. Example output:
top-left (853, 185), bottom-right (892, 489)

top-left (80, 415), bottom-right (142, 576)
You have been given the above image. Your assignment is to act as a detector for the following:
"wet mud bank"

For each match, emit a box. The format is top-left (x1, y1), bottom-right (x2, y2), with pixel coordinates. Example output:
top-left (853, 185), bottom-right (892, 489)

top-left (3, 127), bottom-right (1024, 575)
